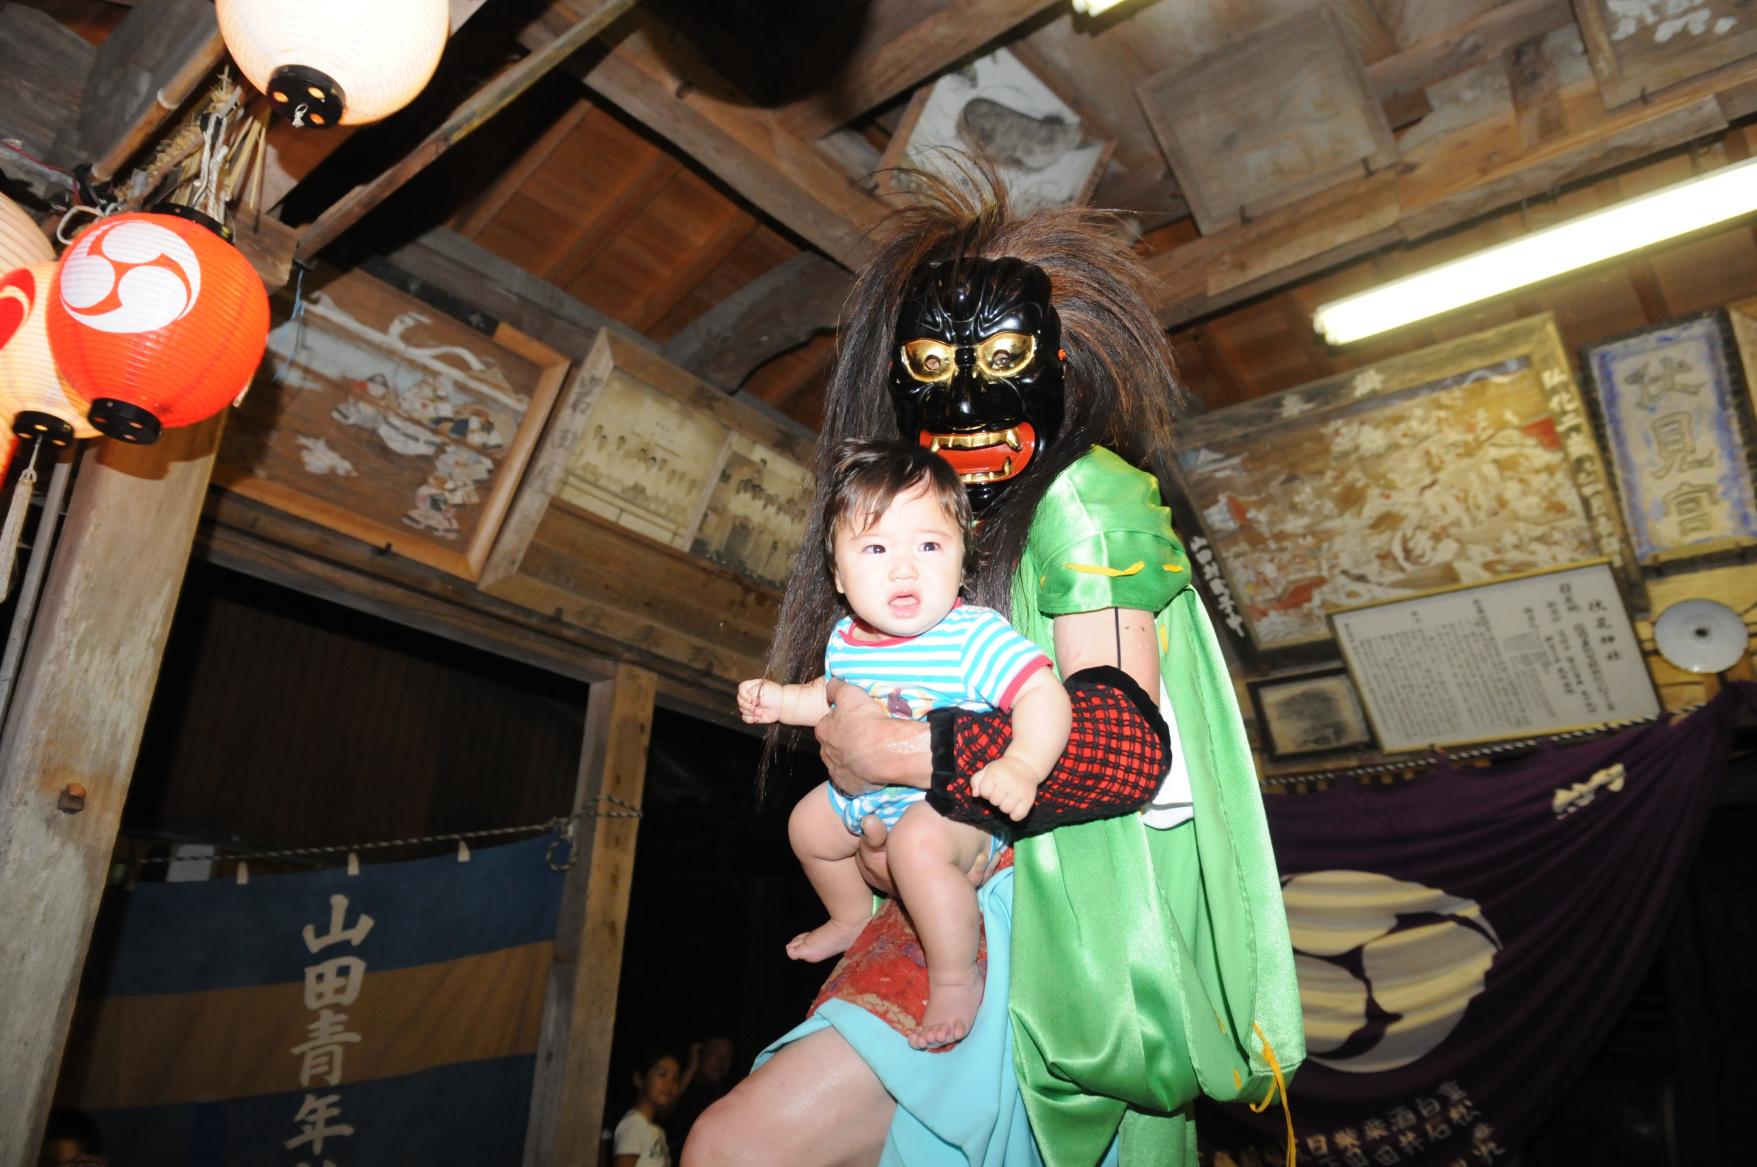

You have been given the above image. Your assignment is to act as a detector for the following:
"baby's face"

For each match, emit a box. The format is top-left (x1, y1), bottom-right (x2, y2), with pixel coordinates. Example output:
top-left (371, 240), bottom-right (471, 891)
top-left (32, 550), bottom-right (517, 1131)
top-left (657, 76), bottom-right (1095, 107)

top-left (831, 483), bottom-right (964, 638)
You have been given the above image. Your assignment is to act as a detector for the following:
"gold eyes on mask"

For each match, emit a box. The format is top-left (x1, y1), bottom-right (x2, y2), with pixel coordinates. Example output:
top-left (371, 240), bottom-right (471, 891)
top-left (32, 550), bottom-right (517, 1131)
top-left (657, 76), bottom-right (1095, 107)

top-left (899, 333), bottom-right (1037, 383)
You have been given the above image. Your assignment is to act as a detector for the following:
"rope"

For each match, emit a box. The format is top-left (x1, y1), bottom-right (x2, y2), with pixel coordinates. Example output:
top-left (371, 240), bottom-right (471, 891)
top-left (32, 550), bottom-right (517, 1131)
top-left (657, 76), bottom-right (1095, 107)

top-left (128, 795), bottom-right (642, 867)
top-left (1259, 701), bottom-right (1709, 789)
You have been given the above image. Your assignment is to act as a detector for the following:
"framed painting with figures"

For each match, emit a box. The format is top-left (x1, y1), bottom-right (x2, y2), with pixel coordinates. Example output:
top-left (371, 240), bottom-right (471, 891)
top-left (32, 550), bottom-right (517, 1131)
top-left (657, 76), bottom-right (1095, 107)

top-left (213, 265), bottom-right (567, 580)
top-left (1168, 314), bottom-right (1636, 660)
top-left (1247, 668), bottom-right (1376, 761)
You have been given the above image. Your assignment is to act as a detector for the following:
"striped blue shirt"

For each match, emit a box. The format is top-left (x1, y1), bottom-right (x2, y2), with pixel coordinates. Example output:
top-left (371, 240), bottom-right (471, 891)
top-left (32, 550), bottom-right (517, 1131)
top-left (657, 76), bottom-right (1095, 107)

top-left (823, 602), bottom-right (1052, 721)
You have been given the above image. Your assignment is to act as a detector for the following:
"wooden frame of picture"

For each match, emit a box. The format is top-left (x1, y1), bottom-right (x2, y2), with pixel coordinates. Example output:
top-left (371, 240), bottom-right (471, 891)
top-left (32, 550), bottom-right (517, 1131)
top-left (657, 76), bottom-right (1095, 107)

top-left (213, 265), bottom-right (568, 581)
top-left (1247, 667), bottom-right (1376, 761)
top-left (1167, 313), bottom-right (1637, 663)
top-left (877, 46), bottom-right (1113, 212)
top-left (1330, 560), bottom-right (1660, 753)
top-left (1135, 3), bottom-right (1398, 235)
top-left (1573, 0), bottom-right (1757, 109)
top-left (482, 328), bottom-right (814, 594)
top-left (1581, 309), bottom-right (1757, 565)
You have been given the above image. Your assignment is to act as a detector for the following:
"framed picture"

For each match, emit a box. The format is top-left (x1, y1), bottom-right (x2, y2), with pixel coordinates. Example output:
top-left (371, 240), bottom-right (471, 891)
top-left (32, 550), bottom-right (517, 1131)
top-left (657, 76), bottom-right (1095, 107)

top-left (1330, 561), bottom-right (1660, 754)
top-left (1168, 314), bottom-right (1635, 659)
top-left (214, 266), bottom-right (567, 580)
top-left (1574, 0), bottom-right (1757, 109)
top-left (482, 329), bottom-right (814, 595)
top-left (1582, 310), bottom-right (1757, 565)
top-left (878, 47), bottom-right (1112, 212)
top-left (1247, 668), bottom-right (1376, 761)
top-left (1136, 4), bottom-right (1397, 234)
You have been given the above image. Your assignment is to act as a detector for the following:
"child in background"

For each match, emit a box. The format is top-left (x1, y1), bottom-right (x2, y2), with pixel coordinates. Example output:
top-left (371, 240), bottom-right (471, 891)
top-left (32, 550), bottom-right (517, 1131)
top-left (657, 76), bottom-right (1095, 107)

top-left (612, 1046), bottom-right (682, 1167)
top-left (739, 439), bottom-right (1072, 1049)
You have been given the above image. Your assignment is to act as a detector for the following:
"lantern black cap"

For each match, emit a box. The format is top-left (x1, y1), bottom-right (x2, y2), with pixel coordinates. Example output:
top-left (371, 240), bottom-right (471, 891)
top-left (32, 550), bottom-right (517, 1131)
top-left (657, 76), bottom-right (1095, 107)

top-left (87, 399), bottom-right (162, 445)
top-left (10, 411), bottom-right (76, 448)
top-left (268, 64), bottom-right (346, 128)
top-left (150, 200), bottom-right (233, 243)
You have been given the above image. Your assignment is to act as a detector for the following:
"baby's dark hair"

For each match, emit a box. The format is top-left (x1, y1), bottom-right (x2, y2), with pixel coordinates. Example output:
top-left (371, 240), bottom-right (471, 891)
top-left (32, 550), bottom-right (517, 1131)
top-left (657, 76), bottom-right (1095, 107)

top-left (819, 438), bottom-right (980, 581)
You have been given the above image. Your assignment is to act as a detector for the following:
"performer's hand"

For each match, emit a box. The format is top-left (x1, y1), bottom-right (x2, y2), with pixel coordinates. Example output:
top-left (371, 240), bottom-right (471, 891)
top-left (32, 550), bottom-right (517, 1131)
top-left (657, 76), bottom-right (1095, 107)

top-left (736, 678), bottom-right (781, 723)
top-left (970, 755), bottom-right (1039, 821)
top-left (816, 679), bottom-right (932, 797)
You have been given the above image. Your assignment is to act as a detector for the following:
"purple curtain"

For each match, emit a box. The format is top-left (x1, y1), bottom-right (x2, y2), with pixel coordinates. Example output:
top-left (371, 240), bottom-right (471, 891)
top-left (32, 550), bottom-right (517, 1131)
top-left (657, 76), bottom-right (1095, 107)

top-left (1200, 684), bottom-right (1744, 1167)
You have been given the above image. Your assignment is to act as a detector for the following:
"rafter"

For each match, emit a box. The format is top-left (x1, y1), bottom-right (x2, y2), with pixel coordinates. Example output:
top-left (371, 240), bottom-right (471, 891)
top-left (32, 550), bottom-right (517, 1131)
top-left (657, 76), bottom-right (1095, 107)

top-left (663, 252), bottom-right (852, 389)
top-left (777, 0), bottom-right (1063, 140)
top-left (578, 11), bottom-right (886, 268)
top-left (295, 0), bottom-right (641, 262)
top-left (1146, 24), bottom-right (1757, 327)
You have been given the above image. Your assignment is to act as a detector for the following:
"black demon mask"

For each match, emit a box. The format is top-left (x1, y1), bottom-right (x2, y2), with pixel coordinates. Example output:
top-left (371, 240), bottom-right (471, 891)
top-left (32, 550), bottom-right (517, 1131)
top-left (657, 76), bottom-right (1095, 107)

top-left (889, 257), bottom-right (1064, 511)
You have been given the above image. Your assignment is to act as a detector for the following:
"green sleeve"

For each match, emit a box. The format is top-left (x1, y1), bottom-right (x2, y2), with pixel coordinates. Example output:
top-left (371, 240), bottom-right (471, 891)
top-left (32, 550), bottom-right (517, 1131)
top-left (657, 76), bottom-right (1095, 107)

top-left (1025, 447), bottom-right (1193, 616)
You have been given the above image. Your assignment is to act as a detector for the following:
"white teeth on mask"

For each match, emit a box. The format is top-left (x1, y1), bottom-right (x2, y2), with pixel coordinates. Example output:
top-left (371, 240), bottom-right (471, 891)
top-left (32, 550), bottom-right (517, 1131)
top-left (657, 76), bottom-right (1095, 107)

top-left (929, 436), bottom-right (941, 452)
top-left (1001, 457), bottom-right (1013, 476)
top-left (1003, 428), bottom-right (1021, 450)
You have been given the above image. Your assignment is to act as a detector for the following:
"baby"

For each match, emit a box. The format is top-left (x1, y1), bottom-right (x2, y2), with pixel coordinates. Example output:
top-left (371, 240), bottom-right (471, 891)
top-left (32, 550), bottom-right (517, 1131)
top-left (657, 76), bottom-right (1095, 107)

top-left (739, 439), bottom-right (1072, 1048)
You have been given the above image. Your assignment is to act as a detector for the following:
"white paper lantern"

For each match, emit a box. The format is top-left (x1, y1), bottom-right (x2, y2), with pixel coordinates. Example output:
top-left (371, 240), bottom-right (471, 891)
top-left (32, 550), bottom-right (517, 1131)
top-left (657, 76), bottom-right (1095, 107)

top-left (0, 194), bottom-right (54, 275)
top-left (216, 0), bottom-right (450, 127)
top-left (0, 262), bottom-right (97, 446)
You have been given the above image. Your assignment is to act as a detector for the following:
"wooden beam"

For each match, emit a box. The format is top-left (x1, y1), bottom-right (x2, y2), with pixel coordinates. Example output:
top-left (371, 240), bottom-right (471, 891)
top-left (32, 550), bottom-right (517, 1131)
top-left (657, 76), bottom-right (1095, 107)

top-left (1364, 0), bottom-right (1574, 113)
top-left (580, 13), bottom-right (886, 268)
top-left (1146, 35), bottom-right (1754, 326)
top-left (663, 252), bottom-right (852, 389)
top-left (54, 0), bottom-right (225, 182)
top-left (200, 491), bottom-right (746, 727)
top-left (522, 662), bottom-right (656, 1167)
top-left (373, 226), bottom-right (654, 358)
top-left (0, 417), bottom-right (223, 1160)
top-left (0, 6), bottom-right (94, 168)
top-left (777, 0), bottom-right (1063, 140)
top-left (296, 0), bottom-right (642, 262)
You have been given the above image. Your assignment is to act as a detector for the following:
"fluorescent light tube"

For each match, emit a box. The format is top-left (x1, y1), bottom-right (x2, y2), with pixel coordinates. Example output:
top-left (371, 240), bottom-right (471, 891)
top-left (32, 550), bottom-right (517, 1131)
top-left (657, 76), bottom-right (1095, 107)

top-left (1313, 154), bottom-right (1757, 344)
top-left (1072, 0), bottom-right (1130, 15)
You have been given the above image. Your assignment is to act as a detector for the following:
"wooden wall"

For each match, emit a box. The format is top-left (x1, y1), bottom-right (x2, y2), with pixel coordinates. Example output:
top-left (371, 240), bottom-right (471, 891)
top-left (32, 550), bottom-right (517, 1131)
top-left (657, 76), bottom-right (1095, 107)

top-left (125, 564), bottom-right (588, 850)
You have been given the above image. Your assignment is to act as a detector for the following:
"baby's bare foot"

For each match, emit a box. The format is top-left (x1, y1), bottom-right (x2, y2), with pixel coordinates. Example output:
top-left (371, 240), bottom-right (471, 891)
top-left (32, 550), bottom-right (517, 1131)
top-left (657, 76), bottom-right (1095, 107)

top-left (785, 918), bottom-right (867, 962)
top-left (909, 967), bottom-right (984, 1050)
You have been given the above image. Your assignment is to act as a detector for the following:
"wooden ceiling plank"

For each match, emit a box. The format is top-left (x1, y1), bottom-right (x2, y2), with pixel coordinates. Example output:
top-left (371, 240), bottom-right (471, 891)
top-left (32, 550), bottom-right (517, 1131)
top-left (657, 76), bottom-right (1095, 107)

top-left (663, 252), bottom-right (853, 389)
top-left (1146, 40), bottom-right (1757, 326)
top-left (1365, 0), bottom-right (1574, 118)
top-left (580, 14), bottom-right (885, 268)
top-left (295, 0), bottom-right (641, 263)
top-left (778, 0), bottom-right (1064, 140)
top-left (454, 97), bottom-right (592, 240)
top-left (550, 151), bottom-right (679, 289)
top-left (632, 207), bottom-right (760, 333)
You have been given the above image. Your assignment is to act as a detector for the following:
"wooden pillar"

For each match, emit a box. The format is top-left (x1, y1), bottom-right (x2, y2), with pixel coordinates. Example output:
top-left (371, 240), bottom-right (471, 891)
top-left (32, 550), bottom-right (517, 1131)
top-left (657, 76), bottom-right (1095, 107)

top-left (0, 417), bottom-right (222, 1164)
top-left (524, 662), bottom-right (657, 1167)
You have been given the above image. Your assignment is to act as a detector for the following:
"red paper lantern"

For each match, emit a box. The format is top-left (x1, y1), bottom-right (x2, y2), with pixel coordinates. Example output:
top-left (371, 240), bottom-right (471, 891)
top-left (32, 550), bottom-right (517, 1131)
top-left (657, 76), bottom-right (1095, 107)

top-left (0, 263), bottom-right (97, 447)
top-left (45, 212), bottom-right (269, 445)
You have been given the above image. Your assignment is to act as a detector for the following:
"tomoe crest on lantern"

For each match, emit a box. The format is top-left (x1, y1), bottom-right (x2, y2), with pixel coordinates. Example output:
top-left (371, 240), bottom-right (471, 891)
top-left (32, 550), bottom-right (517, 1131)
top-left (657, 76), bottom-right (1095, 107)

top-left (45, 212), bottom-right (270, 445)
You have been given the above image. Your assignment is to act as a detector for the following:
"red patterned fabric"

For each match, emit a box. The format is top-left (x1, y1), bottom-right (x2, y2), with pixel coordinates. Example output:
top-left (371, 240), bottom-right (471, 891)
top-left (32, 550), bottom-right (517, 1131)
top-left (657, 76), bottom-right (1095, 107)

top-left (811, 853), bottom-right (1012, 1035)
top-left (932, 669), bottom-right (1168, 835)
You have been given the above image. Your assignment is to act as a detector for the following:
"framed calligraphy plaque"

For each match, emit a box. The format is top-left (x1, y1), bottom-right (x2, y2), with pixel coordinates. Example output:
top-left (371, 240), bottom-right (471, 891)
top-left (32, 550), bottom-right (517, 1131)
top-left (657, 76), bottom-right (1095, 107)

top-left (1582, 310), bottom-right (1757, 566)
top-left (1330, 561), bottom-right (1659, 754)
top-left (1168, 314), bottom-right (1636, 661)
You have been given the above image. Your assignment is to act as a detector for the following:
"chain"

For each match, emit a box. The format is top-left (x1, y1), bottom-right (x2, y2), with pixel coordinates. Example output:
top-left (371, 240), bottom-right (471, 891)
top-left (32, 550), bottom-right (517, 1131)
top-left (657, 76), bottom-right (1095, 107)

top-left (131, 795), bottom-right (642, 868)
top-left (1259, 702), bottom-right (1706, 789)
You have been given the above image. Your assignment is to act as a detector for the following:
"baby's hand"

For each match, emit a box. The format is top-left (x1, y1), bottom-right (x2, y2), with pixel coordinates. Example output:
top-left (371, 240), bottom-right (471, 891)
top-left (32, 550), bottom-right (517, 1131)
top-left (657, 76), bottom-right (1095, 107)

top-left (970, 755), bottom-right (1039, 822)
top-left (737, 678), bottom-right (783, 724)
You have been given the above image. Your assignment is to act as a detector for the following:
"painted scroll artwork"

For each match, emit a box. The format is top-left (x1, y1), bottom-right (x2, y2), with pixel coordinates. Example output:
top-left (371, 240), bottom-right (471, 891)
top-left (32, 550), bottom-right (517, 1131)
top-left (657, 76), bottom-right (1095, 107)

top-left (1173, 318), bottom-right (1627, 653)
top-left (216, 267), bottom-right (563, 579)
top-left (1575, 1), bottom-right (1757, 107)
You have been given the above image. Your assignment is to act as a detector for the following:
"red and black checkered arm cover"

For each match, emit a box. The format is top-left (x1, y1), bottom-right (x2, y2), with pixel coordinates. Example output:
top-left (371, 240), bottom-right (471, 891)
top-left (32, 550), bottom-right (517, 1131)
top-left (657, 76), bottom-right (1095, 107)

top-left (924, 666), bottom-right (1170, 837)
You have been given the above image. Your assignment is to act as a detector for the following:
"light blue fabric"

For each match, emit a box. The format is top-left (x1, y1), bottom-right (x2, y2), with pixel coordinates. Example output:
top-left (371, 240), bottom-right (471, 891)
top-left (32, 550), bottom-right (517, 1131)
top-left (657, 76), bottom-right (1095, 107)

top-left (755, 869), bottom-right (1118, 1167)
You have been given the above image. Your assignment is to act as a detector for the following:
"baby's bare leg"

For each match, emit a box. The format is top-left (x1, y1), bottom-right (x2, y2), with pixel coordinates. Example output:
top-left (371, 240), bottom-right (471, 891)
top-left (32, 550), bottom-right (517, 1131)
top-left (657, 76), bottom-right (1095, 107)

top-left (886, 802), bottom-right (995, 1049)
top-left (787, 784), bottom-right (872, 962)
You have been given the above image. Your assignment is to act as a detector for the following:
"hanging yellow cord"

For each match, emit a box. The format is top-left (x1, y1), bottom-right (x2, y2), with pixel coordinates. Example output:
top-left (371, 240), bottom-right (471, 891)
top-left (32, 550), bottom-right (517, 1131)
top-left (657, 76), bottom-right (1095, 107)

top-left (1249, 1021), bottom-right (1296, 1167)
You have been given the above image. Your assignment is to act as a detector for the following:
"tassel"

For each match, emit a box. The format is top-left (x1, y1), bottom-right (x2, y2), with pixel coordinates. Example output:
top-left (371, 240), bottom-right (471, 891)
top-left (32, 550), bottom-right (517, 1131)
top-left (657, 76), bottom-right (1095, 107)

top-left (0, 438), bottom-right (40, 601)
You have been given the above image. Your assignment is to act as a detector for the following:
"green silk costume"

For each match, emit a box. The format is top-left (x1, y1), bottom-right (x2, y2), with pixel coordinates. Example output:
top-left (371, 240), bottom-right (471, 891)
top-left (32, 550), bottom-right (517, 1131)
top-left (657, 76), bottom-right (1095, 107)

top-left (1005, 447), bottom-right (1304, 1166)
